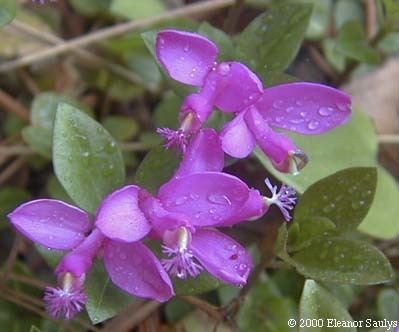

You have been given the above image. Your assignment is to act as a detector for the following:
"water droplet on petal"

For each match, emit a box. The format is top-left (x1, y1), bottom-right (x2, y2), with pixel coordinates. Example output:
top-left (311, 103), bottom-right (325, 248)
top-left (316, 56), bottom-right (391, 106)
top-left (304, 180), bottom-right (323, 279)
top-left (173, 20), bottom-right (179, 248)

top-left (273, 100), bottom-right (284, 109)
top-left (318, 106), bottom-right (334, 117)
top-left (307, 120), bottom-right (320, 130)
top-left (207, 194), bottom-right (232, 206)
top-left (174, 196), bottom-right (188, 206)
top-left (275, 116), bottom-right (284, 123)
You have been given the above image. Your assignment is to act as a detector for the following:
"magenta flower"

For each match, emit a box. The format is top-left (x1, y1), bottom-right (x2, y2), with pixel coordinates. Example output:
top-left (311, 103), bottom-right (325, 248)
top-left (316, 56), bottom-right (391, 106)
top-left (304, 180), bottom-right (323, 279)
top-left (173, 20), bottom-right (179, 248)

top-left (8, 190), bottom-right (174, 319)
top-left (155, 29), bottom-right (352, 173)
top-left (98, 129), bottom-right (296, 285)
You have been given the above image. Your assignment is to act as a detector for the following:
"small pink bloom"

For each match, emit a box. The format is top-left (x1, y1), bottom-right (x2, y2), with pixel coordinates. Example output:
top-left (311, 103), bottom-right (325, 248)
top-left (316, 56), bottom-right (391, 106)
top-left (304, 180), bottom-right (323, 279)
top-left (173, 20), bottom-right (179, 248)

top-left (8, 188), bottom-right (174, 319)
top-left (155, 29), bottom-right (352, 174)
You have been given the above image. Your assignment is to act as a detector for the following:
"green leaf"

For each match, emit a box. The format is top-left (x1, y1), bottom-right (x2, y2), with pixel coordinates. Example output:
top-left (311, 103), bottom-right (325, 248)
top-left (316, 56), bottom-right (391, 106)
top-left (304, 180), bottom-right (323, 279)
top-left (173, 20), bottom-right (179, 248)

top-left (256, 110), bottom-right (399, 239)
top-left (46, 175), bottom-right (73, 203)
top-left (0, 187), bottom-right (30, 226)
top-left (53, 103), bottom-right (125, 213)
top-left (153, 92), bottom-right (181, 128)
top-left (124, 53), bottom-right (161, 88)
top-left (378, 32), bottom-right (399, 54)
top-left (110, 0), bottom-right (165, 20)
top-left (336, 21), bottom-right (380, 64)
top-left (102, 115), bottom-right (139, 141)
top-left (0, 0), bottom-right (16, 28)
top-left (197, 22), bottom-right (235, 61)
top-left (69, 0), bottom-right (110, 17)
top-left (165, 298), bottom-right (194, 323)
top-left (85, 261), bottom-right (134, 324)
top-left (235, 3), bottom-right (312, 72)
top-left (323, 38), bottom-right (346, 72)
top-left (173, 272), bottom-right (221, 296)
top-left (377, 289), bottom-right (399, 321)
top-left (22, 126), bottom-right (52, 159)
top-left (299, 280), bottom-right (356, 332)
top-left (322, 283), bottom-right (357, 309)
top-left (291, 236), bottom-right (393, 285)
top-left (35, 245), bottom-right (64, 268)
top-left (237, 275), bottom-right (297, 332)
top-left (31, 92), bottom-right (92, 132)
top-left (334, 0), bottom-right (364, 29)
top-left (293, 167), bottom-right (377, 233)
top-left (134, 146), bottom-right (180, 195)
top-left (23, 92), bottom-right (92, 159)
top-left (260, 70), bottom-right (298, 87)
top-left (294, 0), bottom-right (332, 40)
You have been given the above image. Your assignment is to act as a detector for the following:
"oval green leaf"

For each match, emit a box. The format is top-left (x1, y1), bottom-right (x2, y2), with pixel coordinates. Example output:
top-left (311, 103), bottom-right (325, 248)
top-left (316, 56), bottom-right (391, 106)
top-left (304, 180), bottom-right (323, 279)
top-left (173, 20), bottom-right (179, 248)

top-left (53, 103), bottom-right (125, 213)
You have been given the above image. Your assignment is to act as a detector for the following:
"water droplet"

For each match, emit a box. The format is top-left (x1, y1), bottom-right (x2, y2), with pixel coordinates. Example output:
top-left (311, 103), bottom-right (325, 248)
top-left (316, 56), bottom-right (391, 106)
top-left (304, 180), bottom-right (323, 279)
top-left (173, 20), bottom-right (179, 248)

top-left (209, 207), bottom-right (217, 214)
top-left (307, 120), bottom-right (319, 130)
top-left (337, 102), bottom-right (349, 111)
top-left (300, 111), bottom-right (307, 118)
top-left (273, 100), bottom-right (284, 109)
top-left (184, 45), bottom-right (189, 52)
top-left (296, 100), bottom-right (304, 106)
top-left (318, 106), bottom-right (334, 117)
top-left (207, 194), bottom-right (232, 206)
top-left (275, 116), bottom-right (284, 123)
top-left (286, 106), bottom-right (294, 113)
top-left (289, 118), bottom-right (305, 124)
top-left (174, 196), bottom-right (188, 206)
top-left (217, 63), bottom-right (230, 76)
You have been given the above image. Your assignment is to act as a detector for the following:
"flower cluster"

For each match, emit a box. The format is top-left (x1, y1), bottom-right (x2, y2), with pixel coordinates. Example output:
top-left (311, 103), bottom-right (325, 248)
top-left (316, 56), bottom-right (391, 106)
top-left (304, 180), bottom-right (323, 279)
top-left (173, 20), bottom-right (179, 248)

top-left (7, 29), bottom-right (351, 320)
top-left (156, 30), bottom-right (351, 174)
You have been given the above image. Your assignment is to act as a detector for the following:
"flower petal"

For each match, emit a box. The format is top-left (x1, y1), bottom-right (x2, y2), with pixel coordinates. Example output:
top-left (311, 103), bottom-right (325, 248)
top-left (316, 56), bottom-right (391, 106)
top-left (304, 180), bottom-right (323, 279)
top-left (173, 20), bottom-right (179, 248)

top-left (213, 62), bottom-right (263, 112)
top-left (156, 30), bottom-right (218, 86)
top-left (103, 240), bottom-right (174, 302)
top-left (245, 106), bottom-right (301, 173)
top-left (158, 172), bottom-right (249, 227)
top-left (96, 186), bottom-right (151, 243)
top-left (220, 112), bottom-right (255, 158)
top-left (255, 82), bottom-right (351, 134)
top-left (8, 199), bottom-right (90, 250)
top-left (220, 189), bottom-right (267, 226)
top-left (190, 229), bottom-right (253, 285)
top-left (56, 229), bottom-right (104, 277)
top-left (174, 128), bottom-right (224, 178)
top-left (139, 194), bottom-right (189, 236)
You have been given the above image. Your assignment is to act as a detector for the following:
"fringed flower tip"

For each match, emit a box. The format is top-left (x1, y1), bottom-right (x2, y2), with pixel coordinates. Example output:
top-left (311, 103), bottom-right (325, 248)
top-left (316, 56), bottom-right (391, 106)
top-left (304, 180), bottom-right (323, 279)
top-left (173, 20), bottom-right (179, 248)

top-left (264, 178), bottom-right (297, 221)
top-left (161, 245), bottom-right (203, 279)
top-left (44, 285), bottom-right (87, 320)
top-left (157, 127), bottom-right (189, 154)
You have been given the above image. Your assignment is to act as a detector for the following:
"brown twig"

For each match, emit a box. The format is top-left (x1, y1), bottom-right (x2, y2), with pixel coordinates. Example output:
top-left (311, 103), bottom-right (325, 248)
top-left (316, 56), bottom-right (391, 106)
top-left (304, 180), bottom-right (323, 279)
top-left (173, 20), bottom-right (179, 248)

top-left (223, 0), bottom-right (245, 34)
top-left (0, 89), bottom-right (30, 122)
top-left (364, 0), bottom-right (378, 40)
top-left (102, 301), bottom-right (161, 332)
top-left (179, 296), bottom-right (222, 321)
top-left (2, 235), bottom-right (22, 281)
top-left (9, 20), bottom-right (150, 90)
top-left (0, 0), bottom-right (235, 73)
top-left (0, 156), bottom-right (28, 186)
top-left (308, 44), bottom-right (338, 81)
top-left (378, 134), bottom-right (399, 144)
top-left (0, 145), bottom-right (33, 157)
top-left (8, 273), bottom-right (48, 289)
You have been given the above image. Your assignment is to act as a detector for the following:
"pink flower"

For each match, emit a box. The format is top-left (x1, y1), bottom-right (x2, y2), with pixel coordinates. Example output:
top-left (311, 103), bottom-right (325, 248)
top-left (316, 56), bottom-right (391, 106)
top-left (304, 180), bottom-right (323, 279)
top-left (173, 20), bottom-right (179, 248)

top-left (8, 191), bottom-right (174, 319)
top-left (155, 29), bottom-right (352, 174)
top-left (98, 129), bottom-right (296, 285)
